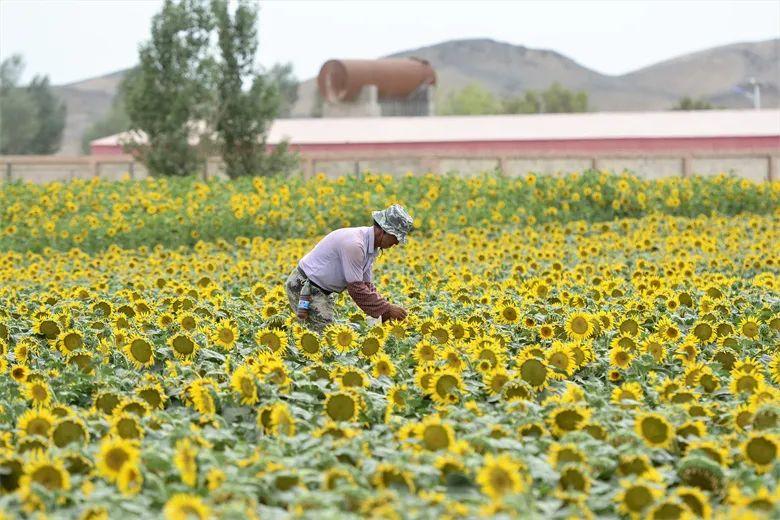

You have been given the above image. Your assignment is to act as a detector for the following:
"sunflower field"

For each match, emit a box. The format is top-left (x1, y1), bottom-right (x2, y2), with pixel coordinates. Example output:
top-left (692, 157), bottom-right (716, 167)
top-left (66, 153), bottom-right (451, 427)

top-left (0, 171), bottom-right (779, 519)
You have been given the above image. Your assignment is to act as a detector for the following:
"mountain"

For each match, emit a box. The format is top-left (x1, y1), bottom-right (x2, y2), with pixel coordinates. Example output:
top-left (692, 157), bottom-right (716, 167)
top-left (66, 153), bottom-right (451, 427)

top-left (51, 69), bottom-right (130, 155)
top-left (50, 38), bottom-right (779, 154)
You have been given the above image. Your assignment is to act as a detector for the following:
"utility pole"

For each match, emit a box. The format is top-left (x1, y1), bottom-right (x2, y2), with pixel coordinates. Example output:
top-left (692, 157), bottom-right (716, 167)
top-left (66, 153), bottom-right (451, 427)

top-left (749, 77), bottom-right (761, 110)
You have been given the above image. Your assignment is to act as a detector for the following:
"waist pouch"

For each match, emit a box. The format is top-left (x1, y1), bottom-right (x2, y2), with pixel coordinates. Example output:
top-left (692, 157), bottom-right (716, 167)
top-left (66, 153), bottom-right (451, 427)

top-left (297, 266), bottom-right (333, 295)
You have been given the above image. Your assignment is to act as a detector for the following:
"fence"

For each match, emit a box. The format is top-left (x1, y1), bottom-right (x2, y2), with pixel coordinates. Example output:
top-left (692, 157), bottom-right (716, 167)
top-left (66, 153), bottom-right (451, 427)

top-left (1, 149), bottom-right (778, 184)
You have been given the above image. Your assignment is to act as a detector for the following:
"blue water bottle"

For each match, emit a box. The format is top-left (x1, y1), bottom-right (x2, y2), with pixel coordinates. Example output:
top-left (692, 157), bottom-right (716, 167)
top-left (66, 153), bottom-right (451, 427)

top-left (297, 281), bottom-right (312, 320)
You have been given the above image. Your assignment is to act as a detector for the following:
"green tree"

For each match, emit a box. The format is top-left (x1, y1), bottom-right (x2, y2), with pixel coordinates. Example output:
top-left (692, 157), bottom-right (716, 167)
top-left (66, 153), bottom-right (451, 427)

top-left (26, 76), bottom-right (66, 153)
top-left (0, 54), bottom-right (66, 154)
top-left (80, 68), bottom-right (139, 154)
top-left (267, 62), bottom-right (298, 118)
top-left (539, 82), bottom-right (588, 113)
top-left (123, 0), bottom-right (294, 177)
top-left (438, 84), bottom-right (500, 115)
top-left (672, 96), bottom-right (714, 110)
top-left (210, 0), bottom-right (295, 178)
top-left (502, 91), bottom-right (542, 114)
top-left (123, 0), bottom-right (216, 177)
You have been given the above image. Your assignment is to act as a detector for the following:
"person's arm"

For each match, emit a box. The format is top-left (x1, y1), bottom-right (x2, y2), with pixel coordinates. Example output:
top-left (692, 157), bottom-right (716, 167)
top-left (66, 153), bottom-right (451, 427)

top-left (341, 243), bottom-right (402, 320)
top-left (347, 282), bottom-right (392, 318)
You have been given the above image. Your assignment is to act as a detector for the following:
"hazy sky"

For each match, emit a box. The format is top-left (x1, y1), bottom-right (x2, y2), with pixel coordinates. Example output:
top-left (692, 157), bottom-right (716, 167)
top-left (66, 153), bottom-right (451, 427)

top-left (1, 0), bottom-right (778, 86)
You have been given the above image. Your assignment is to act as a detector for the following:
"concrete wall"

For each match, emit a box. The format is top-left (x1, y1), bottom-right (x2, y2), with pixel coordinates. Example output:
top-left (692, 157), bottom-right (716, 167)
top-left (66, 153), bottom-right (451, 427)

top-left (2, 153), bottom-right (778, 184)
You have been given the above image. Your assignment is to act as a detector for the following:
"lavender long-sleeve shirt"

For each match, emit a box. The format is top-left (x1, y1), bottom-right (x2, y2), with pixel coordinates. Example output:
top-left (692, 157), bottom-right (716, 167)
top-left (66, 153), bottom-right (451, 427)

top-left (299, 226), bottom-right (378, 293)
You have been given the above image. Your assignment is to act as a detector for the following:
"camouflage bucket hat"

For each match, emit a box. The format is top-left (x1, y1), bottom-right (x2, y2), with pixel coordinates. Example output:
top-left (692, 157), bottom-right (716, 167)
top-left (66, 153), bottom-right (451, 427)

top-left (372, 204), bottom-right (414, 244)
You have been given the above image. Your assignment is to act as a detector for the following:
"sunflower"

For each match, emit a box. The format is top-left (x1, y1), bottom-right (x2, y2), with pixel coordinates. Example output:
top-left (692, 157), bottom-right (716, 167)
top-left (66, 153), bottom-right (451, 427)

top-left (615, 478), bottom-right (664, 517)
top-left (414, 365), bottom-right (437, 393)
top-left (476, 453), bottom-right (527, 501)
top-left (656, 316), bottom-right (680, 341)
top-left (358, 335), bottom-right (383, 358)
top-left (414, 414), bottom-right (457, 452)
top-left (230, 364), bottom-right (258, 405)
top-left (123, 335), bottom-right (155, 368)
top-left (691, 320), bottom-right (715, 343)
top-left (163, 493), bottom-right (211, 520)
top-left (321, 467), bottom-right (356, 490)
top-left (268, 403), bottom-right (296, 436)
top-left (385, 384), bottom-right (408, 421)
top-left (727, 485), bottom-right (780, 515)
top-left (729, 369), bottom-right (764, 395)
top-left (115, 397), bottom-right (151, 417)
top-left (732, 402), bottom-right (755, 431)
top-left (617, 454), bottom-right (657, 479)
top-left (502, 379), bottom-right (534, 402)
top-left (371, 462), bottom-right (415, 493)
top-left (372, 353), bottom-right (397, 378)
top-left (17, 407), bottom-right (57, 437)
top-left (557, 463), bottom-right (591, 496)
top-left (617, 317), bottom-right (640, 337)
top-left (22, 379), bottom-right (52, 407)
top-left (294, 330), bottom-right (321, 360)
top-left (187, 379), bottom-right (216, 416)
top-left (548, 443), bottom-right (587, 468)
top-left (57, 328), bottom-right (84, 355)
top-left (428, 369), bottom-right (464, 405)
top-left (635, 412), bottom-right (674, 449)
top-left (211, 318), bottom-right (238, 350)
top-left (334, 366), bottom-right (369, 389)
top-left (117, 462), bottom-right (143, 496)
top-left (110, 412), bottom-right (144, 440)
top-left (326, 324), bottom-right (358, 353)
top-left (676, 420), bottom-right (706, 441)
top-left (565, 312), bottom-right (595, 340)
top-left (66, 350), bottom-right (94, 374)
top-left (642, 335), bottom-right (666, 363)
top-left (516, 355), bottom-right (549, 390)
top-left (174, 438), bottom-right (198, 487)
top-left (482, 368), bottom-right (510, 396)
top-left (97, 437), bottom-right (139, 482)
top-left (168, 333), bottom-right (198, 361)
top-left (686, 440), bottom-right (731, 466)
top-left (324, 391), bottom-right (363, 422)
top-left (10, 364), bottom-right (29, 383)
top-left (546, 342), bottom-right (576, 376)
top-left (741, 432), bottom-right (778, 474)
top-left (548, 404), bottom-right (591, 437)
top-left (674, 486), bottom-right (711, 519)
top-left (769, 353), bottom-right (780, 385)
top-left (538, 323), bottom-right (555, 340)
top-left (136, 382), bottom-right (166, 410)
top-left (609, 345), bottom-right (634, 370)
top-left (647, 498), bottom-right (692, 520)
top-left (738, 317), bottom-right (760, 339)
top-left (611, 382), bottom-right (644, 408)
top-left (51, 416), bottom-right (89, 448)
top-left (20, 453), bottom-right (70, 492)
top-left (413, 340), bottom-right (438, 365)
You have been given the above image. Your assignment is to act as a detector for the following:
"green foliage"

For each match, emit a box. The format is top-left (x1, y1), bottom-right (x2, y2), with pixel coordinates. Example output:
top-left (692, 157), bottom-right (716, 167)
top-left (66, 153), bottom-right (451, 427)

top-left (267, 63), bottom-right (298, 118)
top-left (503, 82), bottom-right (588, 114)
top-left (1, 171), bottom-right (775, 254)
top-left (438, 84), bottom-right (500, 115)
top-left (501, 91), bottom-right (542, 114)
top-left (211, 0), bottom-right (296, 178)
top-left (80, 69), bottom-right (139, 154)
top-left (123, 0), bottom-right (296, 178)
top-left (0, 54), bottom-right (66, 154)
top-left (440, 82), bottom-right (588, 115)
top-left (672, 96), bottom-right (715, 110)
top-left (123, 0), bottom-right (215, 177)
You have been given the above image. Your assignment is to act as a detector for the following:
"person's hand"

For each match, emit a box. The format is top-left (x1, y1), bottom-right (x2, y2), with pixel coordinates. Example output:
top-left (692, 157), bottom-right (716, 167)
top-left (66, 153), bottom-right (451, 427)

top-left (382, 304), bottom-right (407, 322)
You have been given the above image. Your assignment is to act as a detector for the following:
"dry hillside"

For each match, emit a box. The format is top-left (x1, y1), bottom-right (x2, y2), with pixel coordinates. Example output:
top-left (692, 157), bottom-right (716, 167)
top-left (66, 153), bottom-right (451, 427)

top-left (51, 38), bottom-right (779, 154)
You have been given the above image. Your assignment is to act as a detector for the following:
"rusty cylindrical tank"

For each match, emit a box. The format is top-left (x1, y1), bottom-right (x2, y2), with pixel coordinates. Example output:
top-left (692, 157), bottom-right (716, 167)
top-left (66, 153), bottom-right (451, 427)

top-left (317, 58), bottom-right (436, 103)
